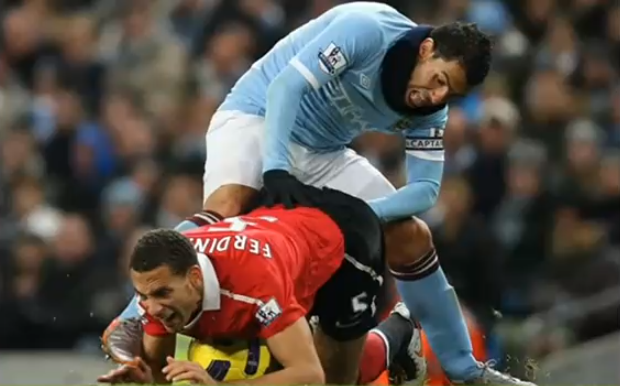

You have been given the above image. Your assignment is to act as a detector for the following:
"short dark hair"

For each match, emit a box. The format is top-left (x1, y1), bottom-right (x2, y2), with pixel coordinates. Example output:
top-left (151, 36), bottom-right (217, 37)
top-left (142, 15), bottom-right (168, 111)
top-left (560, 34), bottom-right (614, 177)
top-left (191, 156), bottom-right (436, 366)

top-left (430, 22), bottom-right (492, 88)
top-left (130, 229), bottom-right (197, 275)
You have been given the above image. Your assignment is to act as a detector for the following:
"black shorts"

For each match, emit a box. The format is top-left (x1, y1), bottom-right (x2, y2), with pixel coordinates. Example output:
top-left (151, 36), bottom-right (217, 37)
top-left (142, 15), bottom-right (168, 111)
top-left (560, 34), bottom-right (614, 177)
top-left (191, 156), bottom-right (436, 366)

top-left (305, 187), bottom-right (386, 341)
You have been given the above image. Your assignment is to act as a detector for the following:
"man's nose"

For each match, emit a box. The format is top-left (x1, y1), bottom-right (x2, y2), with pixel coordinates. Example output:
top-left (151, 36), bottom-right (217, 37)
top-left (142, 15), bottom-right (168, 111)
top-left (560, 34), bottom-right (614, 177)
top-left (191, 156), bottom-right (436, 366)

top-left (143, 299), bottom-right (165, 316)
top-left (431, 86), bottom-right (449, 105)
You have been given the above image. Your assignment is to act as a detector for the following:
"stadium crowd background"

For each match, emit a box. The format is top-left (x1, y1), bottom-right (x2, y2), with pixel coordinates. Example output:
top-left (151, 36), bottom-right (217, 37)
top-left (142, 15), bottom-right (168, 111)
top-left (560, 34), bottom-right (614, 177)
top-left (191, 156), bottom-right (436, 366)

top-left (0, 0), bottom-right (618, 381)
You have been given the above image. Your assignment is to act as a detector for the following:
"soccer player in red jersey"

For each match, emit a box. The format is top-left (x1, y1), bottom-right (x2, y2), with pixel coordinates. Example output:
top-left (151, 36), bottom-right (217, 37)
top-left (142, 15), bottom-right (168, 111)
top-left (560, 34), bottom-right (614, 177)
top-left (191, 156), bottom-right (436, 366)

top-left (100, 187), bottom-right (387, 384)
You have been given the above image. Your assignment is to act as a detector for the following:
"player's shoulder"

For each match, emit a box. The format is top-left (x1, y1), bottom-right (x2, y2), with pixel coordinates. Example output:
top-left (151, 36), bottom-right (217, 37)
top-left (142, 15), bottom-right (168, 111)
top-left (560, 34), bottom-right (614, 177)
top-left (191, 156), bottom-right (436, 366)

top-left (326, 2), bottom-right (415, 39)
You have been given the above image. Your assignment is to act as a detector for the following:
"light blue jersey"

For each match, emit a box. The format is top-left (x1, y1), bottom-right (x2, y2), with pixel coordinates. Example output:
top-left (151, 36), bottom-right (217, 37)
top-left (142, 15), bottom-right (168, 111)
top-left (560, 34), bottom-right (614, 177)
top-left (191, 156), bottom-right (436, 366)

top-left (220, 2), bottom-right (447, 220)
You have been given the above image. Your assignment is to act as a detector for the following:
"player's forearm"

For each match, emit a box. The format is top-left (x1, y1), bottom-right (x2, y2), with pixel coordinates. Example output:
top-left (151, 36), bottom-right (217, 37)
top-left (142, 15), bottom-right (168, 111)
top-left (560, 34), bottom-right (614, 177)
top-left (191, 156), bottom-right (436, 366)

top-left (263, 67), bottom-right (309, 172)
top-left (226, 366), bottom-right (325, 385)
top-left (142, 334), bottom-right (176, 384)
top-left (368, 180), bottom-right (440, 221)
top-left (369, 153), bottom-right (443, 221)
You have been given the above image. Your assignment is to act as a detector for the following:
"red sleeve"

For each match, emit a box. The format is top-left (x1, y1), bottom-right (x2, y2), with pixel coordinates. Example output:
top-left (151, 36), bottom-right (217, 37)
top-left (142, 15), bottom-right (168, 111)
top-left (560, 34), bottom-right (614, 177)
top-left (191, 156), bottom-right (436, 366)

top-left (225, 258), bottom-right (306, 339)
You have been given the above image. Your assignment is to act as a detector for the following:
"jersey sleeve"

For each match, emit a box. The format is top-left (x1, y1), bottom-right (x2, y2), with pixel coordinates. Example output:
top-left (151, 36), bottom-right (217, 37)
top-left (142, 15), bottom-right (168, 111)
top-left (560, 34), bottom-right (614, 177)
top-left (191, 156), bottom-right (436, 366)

top-left (263, 12), bottom-right (384, 172)
top-left (367, 108), bottom-right (448, 221)
top-left (289, 12), bottom-right (384, 90)
top-left (402, 107), bottom-right (448, 163)
top-left (226, 258), bottom-right (306, 339)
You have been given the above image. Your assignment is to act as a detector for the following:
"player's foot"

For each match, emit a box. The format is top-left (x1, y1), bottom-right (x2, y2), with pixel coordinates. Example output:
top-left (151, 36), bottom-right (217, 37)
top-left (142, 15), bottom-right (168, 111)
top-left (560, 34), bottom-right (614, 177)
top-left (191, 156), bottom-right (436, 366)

top-left (101, 317), bottom-right (144, 365)
top-left (453, 362), bottom-right (537, 386)
top-left (384, 302), bottom-right (426, 385)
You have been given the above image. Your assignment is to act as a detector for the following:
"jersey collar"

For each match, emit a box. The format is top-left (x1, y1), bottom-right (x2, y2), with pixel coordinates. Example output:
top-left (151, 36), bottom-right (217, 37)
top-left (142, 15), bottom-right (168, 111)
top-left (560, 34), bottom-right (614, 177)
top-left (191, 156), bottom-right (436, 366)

top-left (184, 253), bottom-right (221, 329)
top-left (198, 252), bottom-right (221, 311)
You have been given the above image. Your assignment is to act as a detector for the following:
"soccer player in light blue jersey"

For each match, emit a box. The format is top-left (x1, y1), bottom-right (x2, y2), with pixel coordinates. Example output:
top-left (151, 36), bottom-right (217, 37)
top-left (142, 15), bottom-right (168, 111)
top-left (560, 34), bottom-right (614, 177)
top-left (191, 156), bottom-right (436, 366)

top-left (101, 2), bottom-right (534, 385)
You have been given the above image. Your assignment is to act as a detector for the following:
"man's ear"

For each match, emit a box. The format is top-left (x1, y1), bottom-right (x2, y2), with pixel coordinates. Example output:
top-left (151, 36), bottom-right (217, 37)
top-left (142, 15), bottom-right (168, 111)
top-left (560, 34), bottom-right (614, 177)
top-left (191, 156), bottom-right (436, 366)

top-left (188, 265), bottom-right (203, 289)
top-left (419, 37), bottom-right (435, 60)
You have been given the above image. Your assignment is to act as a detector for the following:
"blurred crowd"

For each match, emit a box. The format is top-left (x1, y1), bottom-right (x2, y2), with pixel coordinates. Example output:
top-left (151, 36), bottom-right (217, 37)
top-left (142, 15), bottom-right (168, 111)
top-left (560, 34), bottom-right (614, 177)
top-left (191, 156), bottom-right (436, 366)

top-left (0, 0), bottom-right (618, 367)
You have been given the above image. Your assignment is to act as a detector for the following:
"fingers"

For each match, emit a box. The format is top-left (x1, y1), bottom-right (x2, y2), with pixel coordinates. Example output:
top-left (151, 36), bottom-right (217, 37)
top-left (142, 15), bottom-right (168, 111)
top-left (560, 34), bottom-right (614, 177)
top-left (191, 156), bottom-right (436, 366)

top-left (134, 357), bottom-right (150, 373)
top-left (168, 370), bottom-right (201, 383)
top-left (96, 360), bottom-right (152, 385)
top-left (162, 357), bottom-right (185, 381)
top-left (97, 366), bottom-right (131, 383)
top-left (163, 357), bottom-right (203, 383)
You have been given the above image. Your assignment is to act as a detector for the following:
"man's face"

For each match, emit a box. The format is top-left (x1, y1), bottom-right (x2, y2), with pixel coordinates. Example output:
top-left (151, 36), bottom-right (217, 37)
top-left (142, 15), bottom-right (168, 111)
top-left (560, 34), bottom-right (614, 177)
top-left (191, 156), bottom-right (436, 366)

top-left (131, 265), bottom-right (203, 332)
top-left (406, 38), bottom-right (468, 108)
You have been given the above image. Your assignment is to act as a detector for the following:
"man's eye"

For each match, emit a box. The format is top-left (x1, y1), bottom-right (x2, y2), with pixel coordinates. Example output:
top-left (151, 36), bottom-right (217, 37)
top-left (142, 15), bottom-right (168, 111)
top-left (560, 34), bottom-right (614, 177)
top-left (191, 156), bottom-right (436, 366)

top-left (152, 289), bottom-right (171, 298)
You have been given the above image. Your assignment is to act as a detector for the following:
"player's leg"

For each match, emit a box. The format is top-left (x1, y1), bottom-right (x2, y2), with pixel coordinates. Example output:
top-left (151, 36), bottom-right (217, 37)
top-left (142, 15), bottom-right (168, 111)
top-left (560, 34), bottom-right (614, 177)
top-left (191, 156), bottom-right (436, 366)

top-left (359, 303), bottom-right (426, 385)
top-left (297, 148), bottom-right (401, 319)
top-left (187, 111), bottom-right (265, 223)
top-left (309, 149), bottom-right (535, 385)
top-left (102, 112), bottom-right (265, 364)
top-left (307, 188), bottom-right (386, 384)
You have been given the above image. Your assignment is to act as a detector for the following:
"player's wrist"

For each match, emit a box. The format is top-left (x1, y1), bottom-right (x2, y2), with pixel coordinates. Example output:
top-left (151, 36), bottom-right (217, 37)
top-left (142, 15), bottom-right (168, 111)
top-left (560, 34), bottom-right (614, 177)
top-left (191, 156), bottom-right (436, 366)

top-left (262, 159), bottom-right (291, 174)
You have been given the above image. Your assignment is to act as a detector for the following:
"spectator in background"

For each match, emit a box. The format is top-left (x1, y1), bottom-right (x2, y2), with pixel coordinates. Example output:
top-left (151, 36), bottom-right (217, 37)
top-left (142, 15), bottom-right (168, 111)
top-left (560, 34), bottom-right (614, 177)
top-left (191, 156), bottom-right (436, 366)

top-left (36, 214), bottom-right (100, 348)
top-left (467, 97), bottom-right (519, 218)
top-left (0, 54), bottom-right (30, 133)
top-left (607, 85), bottom-right (620, 147)
top-left (9, 176), bottom-right (62, 242)
top-left (430, 176), bottom-right (503, 333)
top-left (0, 234), bottom-right (49, 349)
top-left (494, 140), bottom-right (553, 316)
top-left (54, 14), bottom-right (106, 117)
top-left (99, 1), bottom-right (187, 121)
top-left (97, 178), bottom-right (145, 267)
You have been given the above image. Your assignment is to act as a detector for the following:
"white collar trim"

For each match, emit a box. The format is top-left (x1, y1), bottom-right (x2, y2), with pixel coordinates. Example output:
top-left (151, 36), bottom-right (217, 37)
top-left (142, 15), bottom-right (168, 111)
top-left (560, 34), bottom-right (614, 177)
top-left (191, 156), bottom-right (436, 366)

top-left (184, 253), bottom-right (220, 329)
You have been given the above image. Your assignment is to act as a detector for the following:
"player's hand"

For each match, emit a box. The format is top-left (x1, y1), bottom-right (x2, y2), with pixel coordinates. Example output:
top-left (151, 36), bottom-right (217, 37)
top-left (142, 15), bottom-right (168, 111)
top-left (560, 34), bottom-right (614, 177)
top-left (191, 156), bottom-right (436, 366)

top-left (162, 357), bottom-right (217, 384)
top-left (262, 170), bottom-right (314, 208)
top-left (97, 357), bottom-right (154, 384)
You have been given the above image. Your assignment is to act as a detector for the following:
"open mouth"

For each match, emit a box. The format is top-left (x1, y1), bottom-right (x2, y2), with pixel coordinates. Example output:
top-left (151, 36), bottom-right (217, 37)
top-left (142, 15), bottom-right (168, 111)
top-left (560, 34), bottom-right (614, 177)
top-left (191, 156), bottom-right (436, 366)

top-left (160, 311), bottom-right (177, 327)
top-left (409, 90), bottom-right (431, 107)
top-left (408, 90), bottom-right (421, 107)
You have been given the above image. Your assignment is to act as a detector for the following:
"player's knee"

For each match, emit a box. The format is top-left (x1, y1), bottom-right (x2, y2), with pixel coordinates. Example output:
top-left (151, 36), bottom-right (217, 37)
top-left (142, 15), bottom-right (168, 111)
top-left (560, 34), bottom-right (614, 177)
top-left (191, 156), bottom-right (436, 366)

top-left (309, 365), bottom-right (326, 385)
top-left (384, 217), bottom-right (433, 270)
top-left (203, 184), bottom-right (258, 218)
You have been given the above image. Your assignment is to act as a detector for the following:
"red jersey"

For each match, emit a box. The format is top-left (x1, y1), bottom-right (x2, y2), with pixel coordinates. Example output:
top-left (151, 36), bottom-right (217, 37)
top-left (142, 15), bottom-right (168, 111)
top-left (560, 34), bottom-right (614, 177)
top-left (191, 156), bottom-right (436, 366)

top-left (142, 206), bottom-right (344, 340)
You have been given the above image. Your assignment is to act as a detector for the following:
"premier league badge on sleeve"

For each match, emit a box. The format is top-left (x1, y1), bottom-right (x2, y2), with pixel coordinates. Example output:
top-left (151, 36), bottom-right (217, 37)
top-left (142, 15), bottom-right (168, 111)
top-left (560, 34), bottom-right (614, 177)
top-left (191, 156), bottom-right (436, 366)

top-left (255, 298), bottom-right (282, 327)
top-left (318, 43), bottom-right (348, 75)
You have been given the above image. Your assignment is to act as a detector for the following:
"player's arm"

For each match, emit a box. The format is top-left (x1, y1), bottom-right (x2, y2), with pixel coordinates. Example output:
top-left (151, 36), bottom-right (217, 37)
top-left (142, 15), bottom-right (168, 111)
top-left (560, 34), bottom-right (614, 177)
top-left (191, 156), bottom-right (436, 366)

top-left (242, 318), bottom-right (325, 385)
top-left (368, 114), bottom-right (447, 221)
top-left (234, 267), bottom-right (324, 384)
top-left (138, 306), bottom-right (177, 383)
top-left (263, 12), bottom-right (384, 172)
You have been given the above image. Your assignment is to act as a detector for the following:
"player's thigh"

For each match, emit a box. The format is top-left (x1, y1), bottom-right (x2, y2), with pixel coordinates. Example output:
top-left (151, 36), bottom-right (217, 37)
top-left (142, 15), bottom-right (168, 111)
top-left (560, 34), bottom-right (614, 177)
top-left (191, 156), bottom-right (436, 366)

top-left (203, 111), bottom-right (265, 201)
top-left (311, 191), bottom-right (386, 341)
top-left (313, 256), bottom-right (384, 342)
top-left (301, 147), bottom-right (397, 201)
top-left (308, 150), bottom-right (401, 319)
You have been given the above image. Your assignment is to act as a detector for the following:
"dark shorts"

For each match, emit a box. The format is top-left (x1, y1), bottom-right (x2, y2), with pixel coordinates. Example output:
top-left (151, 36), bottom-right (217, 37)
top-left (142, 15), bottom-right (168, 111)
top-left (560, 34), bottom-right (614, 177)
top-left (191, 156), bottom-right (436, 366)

top-left (304, 187), bottom-right (386, 341)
